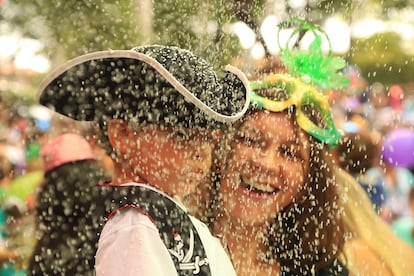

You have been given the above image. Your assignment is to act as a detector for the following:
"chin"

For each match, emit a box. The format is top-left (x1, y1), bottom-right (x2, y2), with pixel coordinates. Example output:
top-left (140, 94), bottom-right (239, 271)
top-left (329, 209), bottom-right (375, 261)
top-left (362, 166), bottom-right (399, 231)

top-left (228, 202), bottom-right (279, 227)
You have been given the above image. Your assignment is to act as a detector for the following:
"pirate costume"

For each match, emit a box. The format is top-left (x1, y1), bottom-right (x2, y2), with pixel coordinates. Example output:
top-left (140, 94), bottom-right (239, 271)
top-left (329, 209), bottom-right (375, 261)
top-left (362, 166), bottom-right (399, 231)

top-left (37, 45), bottom-right (250, 275)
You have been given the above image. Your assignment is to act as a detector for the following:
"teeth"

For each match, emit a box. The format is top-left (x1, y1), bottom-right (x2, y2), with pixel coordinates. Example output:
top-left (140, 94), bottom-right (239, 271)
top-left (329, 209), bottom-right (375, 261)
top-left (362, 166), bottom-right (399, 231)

top-left (242, 178), bottom-right (277, 193)
top-left (250, 183), bottom-right (276, 193)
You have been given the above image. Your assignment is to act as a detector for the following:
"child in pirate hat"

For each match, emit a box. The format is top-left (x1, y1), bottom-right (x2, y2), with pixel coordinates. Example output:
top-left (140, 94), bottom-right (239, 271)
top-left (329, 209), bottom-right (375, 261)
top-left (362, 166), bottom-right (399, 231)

top-left (38, 45), bottom-right (250, 276)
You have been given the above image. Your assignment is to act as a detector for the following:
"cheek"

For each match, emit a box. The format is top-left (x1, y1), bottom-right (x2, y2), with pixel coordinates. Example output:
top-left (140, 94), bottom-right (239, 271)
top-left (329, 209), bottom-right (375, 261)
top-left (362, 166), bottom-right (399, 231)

top-left (130, 140), bottom-right (171, 169)
top-left (161, 146), bottom-right (193, 165)
top-left (154, 144), bottom-right (206, 174)
top-left (146, 138), bottom-right (181, 159)
top-left (220, 162), bottom-right (240, 199)
top-left (233, 143), bottom-right (249, 156)
top-left (282, 163), bottom-right (307, 193)
top-left (231, 147), bottom-right (254, 167)
top-left (219, 174), bottom-right (236, 209)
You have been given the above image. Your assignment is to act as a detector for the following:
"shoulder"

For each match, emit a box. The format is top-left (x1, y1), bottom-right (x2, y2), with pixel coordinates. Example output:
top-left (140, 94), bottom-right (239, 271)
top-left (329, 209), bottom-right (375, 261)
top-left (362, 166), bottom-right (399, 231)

top-left (188, 215), bottom-right (223, 249)
top-left (102, 207), bottom-right (156, 236)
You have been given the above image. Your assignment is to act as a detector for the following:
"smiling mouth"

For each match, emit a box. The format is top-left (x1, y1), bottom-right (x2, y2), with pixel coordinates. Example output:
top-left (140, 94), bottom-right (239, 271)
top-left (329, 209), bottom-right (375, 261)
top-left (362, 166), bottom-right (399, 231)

top-left (240, 176), bottom-right (280, 195)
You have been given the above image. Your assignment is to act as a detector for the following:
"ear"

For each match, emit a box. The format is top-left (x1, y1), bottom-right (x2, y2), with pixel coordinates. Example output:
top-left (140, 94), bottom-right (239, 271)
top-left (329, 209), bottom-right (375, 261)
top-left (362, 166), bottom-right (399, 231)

top-left (107, 119), bottom-right (132, 155)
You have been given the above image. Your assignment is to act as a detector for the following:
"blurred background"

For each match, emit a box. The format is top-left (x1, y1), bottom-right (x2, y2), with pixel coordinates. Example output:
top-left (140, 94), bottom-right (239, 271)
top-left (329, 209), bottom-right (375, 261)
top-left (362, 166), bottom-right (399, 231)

top-left (1, 0), bottom-right (414, 274)
top-left (2, 0), bottom-right (414, 96)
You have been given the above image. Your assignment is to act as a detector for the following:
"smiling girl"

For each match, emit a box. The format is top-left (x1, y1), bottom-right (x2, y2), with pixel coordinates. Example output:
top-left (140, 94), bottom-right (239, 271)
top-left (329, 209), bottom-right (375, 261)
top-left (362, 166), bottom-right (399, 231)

top-left (212, 72), bottom-right (414, 275)
top-left (212, 74), bottom-right (347, 275)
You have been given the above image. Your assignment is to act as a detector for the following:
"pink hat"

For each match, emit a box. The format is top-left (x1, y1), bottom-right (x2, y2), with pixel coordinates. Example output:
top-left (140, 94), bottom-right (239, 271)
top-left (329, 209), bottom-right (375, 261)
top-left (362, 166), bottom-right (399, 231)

top-left (41, 133), bottom-right (96, 172)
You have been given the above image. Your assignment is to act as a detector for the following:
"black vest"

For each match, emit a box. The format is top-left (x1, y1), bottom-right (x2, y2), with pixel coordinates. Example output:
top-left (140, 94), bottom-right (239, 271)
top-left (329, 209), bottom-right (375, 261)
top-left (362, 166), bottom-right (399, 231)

top-left (105, 184), bottom-right (211, 275)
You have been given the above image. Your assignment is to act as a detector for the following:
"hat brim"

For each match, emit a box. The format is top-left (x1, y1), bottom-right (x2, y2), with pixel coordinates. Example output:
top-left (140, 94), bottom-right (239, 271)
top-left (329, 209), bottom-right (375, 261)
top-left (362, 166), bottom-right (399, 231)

top-left (38, 49), bottom-right (250, 125)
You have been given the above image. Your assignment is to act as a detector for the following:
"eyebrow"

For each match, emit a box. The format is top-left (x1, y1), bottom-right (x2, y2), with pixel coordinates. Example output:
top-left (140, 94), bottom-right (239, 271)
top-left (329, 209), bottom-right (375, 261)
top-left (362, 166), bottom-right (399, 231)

top-left (240, 125), bottom-right (302, 146)
top-left (237, 126), bottom-right (264, 139)
top-left (283, 139), bottom-right (300, 146)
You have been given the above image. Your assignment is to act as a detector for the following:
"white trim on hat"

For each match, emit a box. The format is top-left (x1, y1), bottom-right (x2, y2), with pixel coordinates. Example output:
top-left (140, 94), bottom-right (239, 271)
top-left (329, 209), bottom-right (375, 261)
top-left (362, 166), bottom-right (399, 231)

top-left (38, 50), bottom-right (250, 123)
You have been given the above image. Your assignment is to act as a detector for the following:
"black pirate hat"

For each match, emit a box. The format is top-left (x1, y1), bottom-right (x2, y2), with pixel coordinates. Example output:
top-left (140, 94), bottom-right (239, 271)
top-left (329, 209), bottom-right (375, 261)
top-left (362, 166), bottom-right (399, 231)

top-left (38, 45), bottom-right (250, 128)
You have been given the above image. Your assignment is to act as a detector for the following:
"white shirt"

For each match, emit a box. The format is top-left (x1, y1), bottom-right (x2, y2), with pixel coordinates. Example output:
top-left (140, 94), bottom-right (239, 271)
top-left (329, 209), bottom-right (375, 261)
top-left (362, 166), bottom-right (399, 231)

top-left (95, 183), bottom-right (236, 276)
top-left (188, 214), bottom-right (236, 275)
top-left (96, 208), bottom-right (178, 276)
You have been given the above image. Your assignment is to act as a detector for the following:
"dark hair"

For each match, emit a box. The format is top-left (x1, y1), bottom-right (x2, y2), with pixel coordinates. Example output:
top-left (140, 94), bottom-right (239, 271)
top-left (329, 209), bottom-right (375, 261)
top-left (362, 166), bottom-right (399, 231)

top-left (335, 132), bottom-right (379, 174)
top-left (280, 105), bottom-right (345, 272)
top-left (28, 160), bottom-right (112, 275)
top-left (268, 134), bottom-right (346, 273)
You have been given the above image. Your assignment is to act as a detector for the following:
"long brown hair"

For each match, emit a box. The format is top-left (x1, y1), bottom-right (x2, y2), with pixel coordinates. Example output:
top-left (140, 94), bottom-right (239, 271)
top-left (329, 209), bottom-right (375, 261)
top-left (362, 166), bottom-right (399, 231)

top-left (231, 94), bottom-right (347, 273)
top-left (251, 88), bottom-right (347, 272)
top-left (267, 133), bottom-right (346, 273)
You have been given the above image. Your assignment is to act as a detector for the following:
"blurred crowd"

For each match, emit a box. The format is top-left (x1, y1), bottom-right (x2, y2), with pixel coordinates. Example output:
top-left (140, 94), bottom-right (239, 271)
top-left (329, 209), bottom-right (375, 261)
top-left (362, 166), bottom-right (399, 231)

top-left (0, 99), bottom-right (113, 274)
top-left (331, 67), bottom-right (414, 248)
top-left (0, 65), bottom-right (414, 274)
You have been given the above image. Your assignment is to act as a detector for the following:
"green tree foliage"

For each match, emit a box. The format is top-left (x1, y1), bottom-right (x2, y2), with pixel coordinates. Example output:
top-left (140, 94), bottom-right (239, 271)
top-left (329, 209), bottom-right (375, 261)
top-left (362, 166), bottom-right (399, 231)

top-left (304, 0), bottom-right (361, 21)
top-left (373, 0), bottom-right (412, 11)
top-left (151, 0), bottom-right (244, 68)
top-left (4, 0), bottom-right (143, 61)
top-left (3, 0), bottom-right (413, 85)
top-left (348, 32), bottom-right (414, 85)
top-left (4, 0), bottom-right (266, 68)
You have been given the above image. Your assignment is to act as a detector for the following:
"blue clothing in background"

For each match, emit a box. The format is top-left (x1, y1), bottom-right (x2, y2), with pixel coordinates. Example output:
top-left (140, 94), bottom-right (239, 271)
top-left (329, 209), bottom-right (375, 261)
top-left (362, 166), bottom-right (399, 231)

top-left (355, 173), bottom-right (386, 213)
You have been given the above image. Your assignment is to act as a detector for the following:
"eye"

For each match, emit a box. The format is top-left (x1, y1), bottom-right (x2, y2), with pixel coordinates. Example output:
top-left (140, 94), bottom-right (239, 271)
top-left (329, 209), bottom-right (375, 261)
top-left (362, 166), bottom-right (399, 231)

top-left (169, 129), bottom-right (189, 141)
top-left (235, 130), bottom-right (264, 148)
top-left (301, 104), bottom-right (327, 130)
top-left (280, 143), bottom-right (299, 159)
top-left (200, 134), bottom-right (213, 142)
top-left (257, 88), bottom-right (289, 101)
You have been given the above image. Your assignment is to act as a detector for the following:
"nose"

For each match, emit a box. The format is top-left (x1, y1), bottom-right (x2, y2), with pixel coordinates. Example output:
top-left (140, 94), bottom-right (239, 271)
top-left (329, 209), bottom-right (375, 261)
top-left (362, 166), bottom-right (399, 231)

top-left (251, 148), bottom-right (281, 175)
top-left (193, 141), bottom-right (212, 164)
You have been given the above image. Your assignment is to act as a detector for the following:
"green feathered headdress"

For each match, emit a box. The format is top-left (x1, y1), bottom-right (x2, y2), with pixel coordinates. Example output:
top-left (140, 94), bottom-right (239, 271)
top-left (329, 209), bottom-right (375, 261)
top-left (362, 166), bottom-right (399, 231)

top-left (277, 18), bottom-right (350, 91)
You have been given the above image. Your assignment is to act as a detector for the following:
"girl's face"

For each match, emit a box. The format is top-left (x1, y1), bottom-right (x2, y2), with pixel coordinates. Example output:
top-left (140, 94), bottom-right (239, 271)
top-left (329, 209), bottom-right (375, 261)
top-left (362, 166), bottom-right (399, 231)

top-left (220, 111), bottom-right (311, 226)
